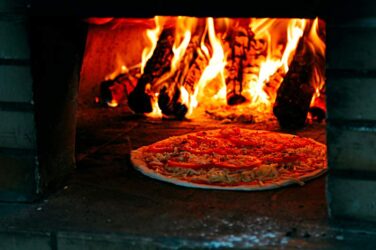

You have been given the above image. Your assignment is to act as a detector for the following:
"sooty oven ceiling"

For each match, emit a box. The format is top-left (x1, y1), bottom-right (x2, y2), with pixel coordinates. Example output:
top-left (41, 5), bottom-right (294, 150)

top-left (32, 0), bottom-right (325, 18)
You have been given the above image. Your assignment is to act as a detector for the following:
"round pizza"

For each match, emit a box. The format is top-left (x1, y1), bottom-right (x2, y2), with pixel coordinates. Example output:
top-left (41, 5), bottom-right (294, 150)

top-left (130, 127), bottom-right (327, 190)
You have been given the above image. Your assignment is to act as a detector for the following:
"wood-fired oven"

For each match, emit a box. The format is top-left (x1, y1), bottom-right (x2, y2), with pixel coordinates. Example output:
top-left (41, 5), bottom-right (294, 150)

top-left (1, 0), bottom-right (376, 249)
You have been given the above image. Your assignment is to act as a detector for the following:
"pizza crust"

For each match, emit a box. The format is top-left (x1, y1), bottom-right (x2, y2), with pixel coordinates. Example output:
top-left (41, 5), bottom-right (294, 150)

top-left (130, 129), bottom-right (327, 191)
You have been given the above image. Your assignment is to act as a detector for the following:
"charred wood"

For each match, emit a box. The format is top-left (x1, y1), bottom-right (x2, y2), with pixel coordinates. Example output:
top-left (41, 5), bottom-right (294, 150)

top-left (225, 27), bottom-right (249, 106)
top-left (264, 68), bottom-right (285, 98)
top-left (309, 86), bottom-right (326, 123)
top-left (308, 107), bottom-right (326, 123)
top-left (273, 36), bottom-right (315, 130)
top-left (99, 80), bottom-right (116, 106)
top-left (226, 57), bottom-right (246, 106)
top-left (157, 36), bottom-right (201, 119)
top-left (98, 68), bottom-right (139, 107)
top-left (225, 26), bottom-right (269, 106)
top-left (174, 36), bottom-right (200, 89)
top-left (128, 29), bottom-right (174, 113)
top-left (158, 86), bottom-right (188, 120)
top-left (182, 38), bottom-right (209, 94)
top-left (242, 31), bottom-right (268, 94)
top-left (158, 35), bottom-right (210, 119)
top-left (183, 53), bottom-right (208, 93)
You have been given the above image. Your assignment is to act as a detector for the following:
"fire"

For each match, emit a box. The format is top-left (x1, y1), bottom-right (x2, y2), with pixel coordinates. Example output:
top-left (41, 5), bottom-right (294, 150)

top-left (101, 17), bottom-right (326, 122)
top-left (191, 17), bottom-right (227, 116)
top-left (141, 16), bottom-right (164, 74)
top-left (179, 86), bottom-right (190, 107)
top-left (281, 19), bottom-right (306, 73)
top-left (171, 17), bottom-right (197, 72)
top-left (308, 18), bottom-right (326, 111)
top-left (105, 55), bottom-right (128, 81)
top-left (145, 84), bottom-right (163, 118)
top-left (107, 99), bottom-right (119, 108)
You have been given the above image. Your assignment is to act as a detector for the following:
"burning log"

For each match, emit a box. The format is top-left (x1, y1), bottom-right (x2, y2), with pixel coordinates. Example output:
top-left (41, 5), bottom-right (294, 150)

top-left (225, 59), bottom-right (245, 105)
top-left (98, 80), bottom-right (116, 106)
top-left (242, 31), bottom-right (268, 94)
top-left (98, 68), bottom-right (139, 107)
top-left (309, 85), bottom-right (326, 123)
top-left (174, 36), bottom-right (200, 88)
top-left (128, 29), bottom-right (174, 113)
top-left (157, 36), bottom-right (203, 119)
top-left (308, 107), bottom-right (326, 123)
top-left (182, 38), bottom-right (209, 93)
top-left (273, 36), bottom-right (315, 130)
top-left (158, 86), bottom-right (188, 120)
top-left (263, 68), bottom-right (285, 99)
top-left (225, 26), bottom-right (268, 106)
top-left (225, 27), bottom-right (249, 106)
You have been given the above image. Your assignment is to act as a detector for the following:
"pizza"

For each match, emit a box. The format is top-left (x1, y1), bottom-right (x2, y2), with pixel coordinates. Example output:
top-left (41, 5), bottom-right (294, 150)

top-left (130, 127), bottom-right (327, 190)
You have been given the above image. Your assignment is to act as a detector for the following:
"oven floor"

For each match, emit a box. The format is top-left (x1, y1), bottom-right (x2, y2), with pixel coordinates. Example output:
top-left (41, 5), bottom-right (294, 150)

top-left (1, 108), bottom-right (376, 249)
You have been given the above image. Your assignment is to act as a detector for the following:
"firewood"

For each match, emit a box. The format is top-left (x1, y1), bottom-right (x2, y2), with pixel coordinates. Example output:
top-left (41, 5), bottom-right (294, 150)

top-left (309, 85), bottom-right (326, 123)
top-left (264, 68), bottom-right (285, 98)
top-left (99, 80), bottom-right (115, 106)
top-left (242, 35), bottom-right (267, 80)
top-left (157, 36), bottom-right (202, 119)
top-left (242, 30), bottom-right (269, 102)
top-left (182, 37), bottom-right (209, 93)
top-left (273, 35), bottom-right (315, 130)
top-left (158, 34), bottom-right (213, 119)
top-left (128, 29), bottom-right (174, 113)
top-left (225, 27), bottom-right (250, 105)
top-left (98, 68), bottom-right (140, 107)
top-left (174, 36), bottom-right (200, 87)
top-left (158, 86), bottom-right (188, 120)
top-left (308, 107), bottom-right (326, 123)
top-left (226, 58), bottom-right (245, 105)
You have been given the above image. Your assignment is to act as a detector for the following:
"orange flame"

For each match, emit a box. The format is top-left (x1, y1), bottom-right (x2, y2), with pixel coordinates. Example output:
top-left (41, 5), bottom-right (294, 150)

top-left (141, 16), bottom-right (164, 74)
top-left (171, 17), bottom-right (197, 72)
top-left (105, 54), bottom-right (128, 81)
top-left (239, 18), bottom-right (306, 114)
top-left (308, 18), bottom-right (326, 110)
top-left (189, 17), bottom-right (227, 117)
top-left (145, 84), bottom-right (163, 118)
top-left (104, 17), bottom-right (325, 120)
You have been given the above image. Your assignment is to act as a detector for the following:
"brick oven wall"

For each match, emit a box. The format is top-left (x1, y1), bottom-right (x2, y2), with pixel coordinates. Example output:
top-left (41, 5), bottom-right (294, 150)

top-left (0, 0), bottom-right (86, 202)
top-left (0, 0), bottom-right (39, 201)
top-left (327, 3), bottom-right (376, 221)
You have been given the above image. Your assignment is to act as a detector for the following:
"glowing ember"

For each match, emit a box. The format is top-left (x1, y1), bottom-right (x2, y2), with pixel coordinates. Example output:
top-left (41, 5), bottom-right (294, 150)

top-left (145, 84), bottom-right (163, 118)
top-left (101, 17), bottom-right (325, 123)
top-left (107, 99), bottom-right (119, 108)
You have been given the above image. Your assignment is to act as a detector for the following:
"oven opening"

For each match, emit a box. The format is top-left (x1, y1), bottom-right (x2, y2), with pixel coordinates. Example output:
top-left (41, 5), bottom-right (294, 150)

top-left (12, 9), bottom-right (376, 247)
top-left (73, 18), bottom-right (328, 243)
top-left (3, 0), bottom-right (376, 247)
top-left (81, 17), bottom-right (326, 126)
top-left (77, 16), bottom-right (326, 188)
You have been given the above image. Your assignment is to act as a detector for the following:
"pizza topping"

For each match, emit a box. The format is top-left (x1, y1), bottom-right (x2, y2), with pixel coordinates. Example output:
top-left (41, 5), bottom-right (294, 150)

top-left (212, 155), bottom-right (262, 169)
top-left (167, 160), bottom-right (206, 169)
top-left (146, 143), bottom-right (176, 153)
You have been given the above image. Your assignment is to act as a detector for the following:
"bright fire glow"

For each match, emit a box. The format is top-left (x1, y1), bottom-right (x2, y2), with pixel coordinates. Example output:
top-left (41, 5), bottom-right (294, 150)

top-left (141, 16), bottom-right (164, 74)
top-left (190, 17), bottom-right (227, 117)
top-left (104, 17), bottom-right (325, 121)
top-left (309, 17), bottom-right (326, 110)
top-left (105, 55), bottom-right (128, 81)
top-left (145, 84), bottom-right (163, 118)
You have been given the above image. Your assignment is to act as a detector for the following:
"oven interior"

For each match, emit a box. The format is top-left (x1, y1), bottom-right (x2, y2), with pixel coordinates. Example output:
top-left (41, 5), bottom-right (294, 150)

top-left (2, 0), bottom-right (376, 248)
